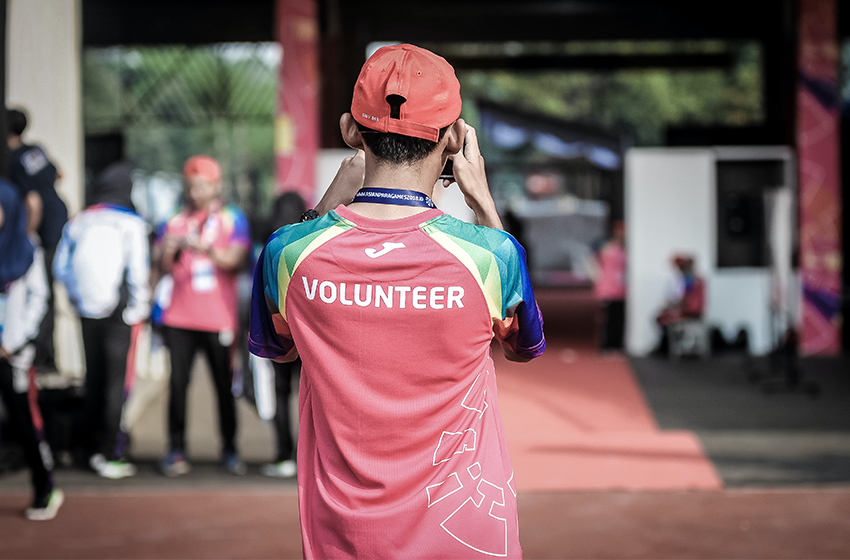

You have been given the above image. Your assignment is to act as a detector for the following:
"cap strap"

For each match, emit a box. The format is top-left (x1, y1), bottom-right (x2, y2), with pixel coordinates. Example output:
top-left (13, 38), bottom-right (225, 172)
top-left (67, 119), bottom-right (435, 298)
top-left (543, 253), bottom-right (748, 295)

top-left (385, 119), bottom-right (440, 142)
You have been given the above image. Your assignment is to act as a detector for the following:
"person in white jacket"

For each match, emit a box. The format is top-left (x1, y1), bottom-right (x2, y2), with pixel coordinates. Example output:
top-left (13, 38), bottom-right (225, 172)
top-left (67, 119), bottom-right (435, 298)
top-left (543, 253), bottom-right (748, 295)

top-left (54, 162), bottom-right (150, 479)
top-left (0, 179), bottom-right (63, 520)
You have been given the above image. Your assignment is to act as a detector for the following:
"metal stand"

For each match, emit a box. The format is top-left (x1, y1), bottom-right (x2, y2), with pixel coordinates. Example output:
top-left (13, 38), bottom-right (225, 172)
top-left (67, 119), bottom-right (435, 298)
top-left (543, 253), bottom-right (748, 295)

top-left (750, 327), bottom-right (820, 397)
top-left (750, 189), bottom-right (819, 397)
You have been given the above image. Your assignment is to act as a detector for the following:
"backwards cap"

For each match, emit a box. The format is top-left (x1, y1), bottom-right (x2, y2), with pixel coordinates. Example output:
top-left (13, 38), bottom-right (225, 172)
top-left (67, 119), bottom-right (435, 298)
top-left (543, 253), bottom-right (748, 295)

top-left (351, 44), bottom-right (462, 142)
top-left (183, 155), bottom-right (221, 182)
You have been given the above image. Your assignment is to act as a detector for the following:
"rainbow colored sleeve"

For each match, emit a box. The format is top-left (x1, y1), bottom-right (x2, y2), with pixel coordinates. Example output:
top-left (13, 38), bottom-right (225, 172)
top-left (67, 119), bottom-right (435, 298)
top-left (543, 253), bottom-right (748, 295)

top-left (249, 211), bottom-right (544, 361)
top-left (222, 205), bottom-right (251, 248)
top-left (421, 215), bottom-right (545, 360)
top-left (248, 214), bottom-right (353, 360)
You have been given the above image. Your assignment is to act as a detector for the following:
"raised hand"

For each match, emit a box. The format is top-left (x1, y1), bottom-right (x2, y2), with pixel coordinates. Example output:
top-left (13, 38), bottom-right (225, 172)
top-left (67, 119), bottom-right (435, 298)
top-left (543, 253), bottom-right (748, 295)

top-left (447, 123), bottom-right (503, 230)
top-left (316, 150), bottom-right (366, 215)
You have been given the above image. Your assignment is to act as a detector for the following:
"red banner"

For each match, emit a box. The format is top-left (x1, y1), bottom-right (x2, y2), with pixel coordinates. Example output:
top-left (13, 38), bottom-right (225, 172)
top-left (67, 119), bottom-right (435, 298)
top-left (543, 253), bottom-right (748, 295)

top-left (796, 0), bottom-right (843, 354)
top-left (275, 0), bottom-right (319, 205)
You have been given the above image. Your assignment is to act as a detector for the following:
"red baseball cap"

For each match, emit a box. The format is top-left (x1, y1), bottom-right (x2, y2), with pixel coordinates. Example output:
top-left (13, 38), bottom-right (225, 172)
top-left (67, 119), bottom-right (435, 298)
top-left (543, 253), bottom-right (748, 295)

top-left (183, 155), bottom-right (221, 182)
top-left (351, 44), bottom-right (462, 142)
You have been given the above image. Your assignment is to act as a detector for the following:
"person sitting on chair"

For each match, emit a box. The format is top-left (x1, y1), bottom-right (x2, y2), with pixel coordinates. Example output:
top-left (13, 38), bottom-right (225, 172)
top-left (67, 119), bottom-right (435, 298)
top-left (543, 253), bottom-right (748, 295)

top-left (653, 254), bottom-right (705, 355)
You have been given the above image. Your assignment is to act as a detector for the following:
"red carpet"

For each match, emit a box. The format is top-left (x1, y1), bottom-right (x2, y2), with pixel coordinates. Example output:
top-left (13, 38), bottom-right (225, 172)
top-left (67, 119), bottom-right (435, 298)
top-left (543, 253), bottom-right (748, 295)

top-left (496, 289), bottom-right (722, 491)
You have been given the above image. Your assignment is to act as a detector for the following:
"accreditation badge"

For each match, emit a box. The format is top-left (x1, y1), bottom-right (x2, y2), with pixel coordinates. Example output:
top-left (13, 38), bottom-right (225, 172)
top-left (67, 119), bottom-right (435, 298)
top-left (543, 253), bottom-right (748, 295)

top-left (191, 256), bottom-right (218, 292)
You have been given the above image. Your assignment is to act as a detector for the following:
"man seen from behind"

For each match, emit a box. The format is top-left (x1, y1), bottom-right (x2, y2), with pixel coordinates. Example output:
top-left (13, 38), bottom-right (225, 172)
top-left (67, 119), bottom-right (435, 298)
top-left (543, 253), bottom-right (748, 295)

top-left (250, 44), bottom-right (545, 559)
top-left (6, 107), bottom-right (69, 372)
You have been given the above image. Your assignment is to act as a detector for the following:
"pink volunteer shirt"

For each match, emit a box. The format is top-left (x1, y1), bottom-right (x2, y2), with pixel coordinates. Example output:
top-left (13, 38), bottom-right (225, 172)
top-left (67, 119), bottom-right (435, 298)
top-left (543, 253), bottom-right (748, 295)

top-left (158, 202), bottom-right (250, 333)
top-left (250, 206), bottom-right (546, 559)
top-left (594, 242), bottom-right (626, 301)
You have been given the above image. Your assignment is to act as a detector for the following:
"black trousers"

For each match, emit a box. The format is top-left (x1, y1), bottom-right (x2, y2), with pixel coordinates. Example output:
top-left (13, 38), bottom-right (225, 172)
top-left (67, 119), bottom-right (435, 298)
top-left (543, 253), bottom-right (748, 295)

top-left (79, 316), bottom-right (131, 461)
top-left (164, 327), bottom-right (237, 455)
top-left (271, 359), bottom-right (299, 462)
top-left (0, 360), bottom-right (53, 504)
top-left (33, 246), bottom-right (56, 369)
top-left (600, 299), bottom-right (626, 350)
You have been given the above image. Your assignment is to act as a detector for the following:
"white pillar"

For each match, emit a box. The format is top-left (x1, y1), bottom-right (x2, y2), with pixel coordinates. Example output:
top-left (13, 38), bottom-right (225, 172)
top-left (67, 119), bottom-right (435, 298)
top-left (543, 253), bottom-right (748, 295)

top-left (6, 0), bottom-right (84, 213)
top-left (7, 0), bottom-right (85, 378)
top-left (625, 149), bottom-right (715, 355)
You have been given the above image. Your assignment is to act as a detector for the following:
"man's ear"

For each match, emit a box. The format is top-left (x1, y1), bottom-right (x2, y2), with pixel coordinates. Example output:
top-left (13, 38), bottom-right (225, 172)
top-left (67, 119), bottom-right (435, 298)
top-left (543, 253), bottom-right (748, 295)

top-left (340, 113), bottom-right (365, 150)
top-left (443, 119), bottom-right (466, 155)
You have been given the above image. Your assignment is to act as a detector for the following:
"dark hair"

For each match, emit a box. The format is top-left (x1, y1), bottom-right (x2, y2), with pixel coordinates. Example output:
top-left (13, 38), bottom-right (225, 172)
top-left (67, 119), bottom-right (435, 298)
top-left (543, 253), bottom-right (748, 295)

top-left (7, 109), bottom-right (28, 136)
top-left (357, 95), bottom-right (448, 165)
top-left (271, 191), bottom-right (306, 229)
top-left (89, 161), bottom-right (135, 210)
top-left (359, 127), bottom-right (448, 165)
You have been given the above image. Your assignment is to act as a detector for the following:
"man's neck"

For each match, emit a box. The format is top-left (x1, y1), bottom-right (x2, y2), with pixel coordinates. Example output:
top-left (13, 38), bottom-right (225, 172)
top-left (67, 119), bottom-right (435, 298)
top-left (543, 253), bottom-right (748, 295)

top-left (347, 157), bottom-right (442, 220)
top-left (7, 136), bottom-right (23, 150)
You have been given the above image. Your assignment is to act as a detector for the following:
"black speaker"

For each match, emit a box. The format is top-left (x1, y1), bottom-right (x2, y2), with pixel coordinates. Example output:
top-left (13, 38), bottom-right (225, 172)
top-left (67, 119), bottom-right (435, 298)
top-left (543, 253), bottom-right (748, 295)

top-left (722, 192), bottom-right (753, 237)
top-left (716, 160), bottom-right (785, 268)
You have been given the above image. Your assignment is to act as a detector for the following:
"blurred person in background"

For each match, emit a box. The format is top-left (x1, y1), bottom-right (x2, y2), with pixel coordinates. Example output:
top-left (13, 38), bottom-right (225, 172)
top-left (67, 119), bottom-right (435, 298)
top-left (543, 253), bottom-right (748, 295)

top-left (53, 162), bottom-right (150, 479)
top-left (259, 192), bottom-right (305, 478)
top-left (154, 156), bottom-right (250, 477)
top-left (0, 180), bottom-right (63, 520)
top-left (594, 220), bottom-right (627, 351)
top-left (653, 253), bottom-right (705, 355)
top-left (6, 108), bottom-right (69, 373)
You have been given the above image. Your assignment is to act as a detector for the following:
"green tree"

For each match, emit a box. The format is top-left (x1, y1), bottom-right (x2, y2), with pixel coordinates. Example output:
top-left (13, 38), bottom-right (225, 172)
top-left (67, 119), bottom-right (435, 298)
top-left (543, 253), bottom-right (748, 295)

top-left (83, 44), bottom-right (278, 218)
top-left (457, 42), bottom-right (762, 146)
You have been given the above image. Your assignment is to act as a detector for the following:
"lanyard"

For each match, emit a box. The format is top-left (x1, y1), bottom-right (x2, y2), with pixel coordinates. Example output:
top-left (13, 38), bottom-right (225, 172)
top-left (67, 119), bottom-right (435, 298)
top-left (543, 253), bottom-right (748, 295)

top-left (186, 202), bottom-right (221, 245)
top-left (351, 187), bottom-right (435, 209)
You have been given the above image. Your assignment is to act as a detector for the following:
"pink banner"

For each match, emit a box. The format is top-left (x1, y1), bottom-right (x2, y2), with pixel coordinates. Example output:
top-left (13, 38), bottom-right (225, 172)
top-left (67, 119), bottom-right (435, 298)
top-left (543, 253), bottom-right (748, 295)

top-left (796, 0), bottom-right (843, 355)
top-left (275, 0), bottom-right (319, 205)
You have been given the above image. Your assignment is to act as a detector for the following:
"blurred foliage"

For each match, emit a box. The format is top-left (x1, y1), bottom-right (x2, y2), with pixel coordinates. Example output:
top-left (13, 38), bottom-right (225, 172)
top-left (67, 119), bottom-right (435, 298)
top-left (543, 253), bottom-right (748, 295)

top-left (435, 39), bottom-right (733, 57)
top-left (83, 44), bottom-right (279, 213)
top-left (83, 40), bottom-right (765, 217)
top-left (450, 41), bottom-right (763, 146)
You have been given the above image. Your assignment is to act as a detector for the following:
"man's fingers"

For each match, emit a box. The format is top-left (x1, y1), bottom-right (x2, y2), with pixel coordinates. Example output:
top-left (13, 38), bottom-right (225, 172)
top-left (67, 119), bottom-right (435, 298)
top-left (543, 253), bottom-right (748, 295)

top-left (452, 130), bottom-right (481, 176)
top-left (340, 150), bottom-right (365, 182)
top-left (350, 150), bottom-right (366, 173)
top-left (454, 118), bottom-right (469, 156)
top-left (344, 150), bottom-right (364, 164)
top-left (463, 126), bottom-right (481, 161)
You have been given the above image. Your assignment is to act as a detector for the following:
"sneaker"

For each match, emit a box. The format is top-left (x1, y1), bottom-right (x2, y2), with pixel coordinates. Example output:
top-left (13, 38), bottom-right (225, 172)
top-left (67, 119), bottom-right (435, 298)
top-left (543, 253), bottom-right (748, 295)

top-left (160, 451), bottom-right (191, 477)
top-left (89, 453), bottom-right (107, 472)
top-left (222, 452), bottom-right (246, 476)
top-left (96, 460), bottom-right (137, 480)
top-left (25, 488), bottom-right (64, 521)
top-left (261, 460), bottom-right (296, 478)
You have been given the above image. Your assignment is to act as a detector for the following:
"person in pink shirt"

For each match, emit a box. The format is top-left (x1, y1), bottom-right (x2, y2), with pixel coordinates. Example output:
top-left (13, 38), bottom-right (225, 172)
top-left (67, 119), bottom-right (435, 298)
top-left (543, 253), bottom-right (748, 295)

top-left (595, 220), bottom-right (626, 350)
top-left (154, 156), bottom-right (250, 476)
top-left (250, 44), bottom-right (545, 559)
top-left (657, 254), bottom-right (705, 323)
top-left (651, 254), bottom-right (706, 355)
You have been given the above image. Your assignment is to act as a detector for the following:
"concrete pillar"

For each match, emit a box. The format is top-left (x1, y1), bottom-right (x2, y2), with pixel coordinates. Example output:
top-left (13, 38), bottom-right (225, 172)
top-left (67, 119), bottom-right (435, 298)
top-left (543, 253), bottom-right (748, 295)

top-left (6, 0), bottom-right (85, 378)
top-left (6, 0), bottom-right (84, 213)
top-left (796, 0), bottom-right (843, 355)
top-left (275, 0), bottom-right (319, 205)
